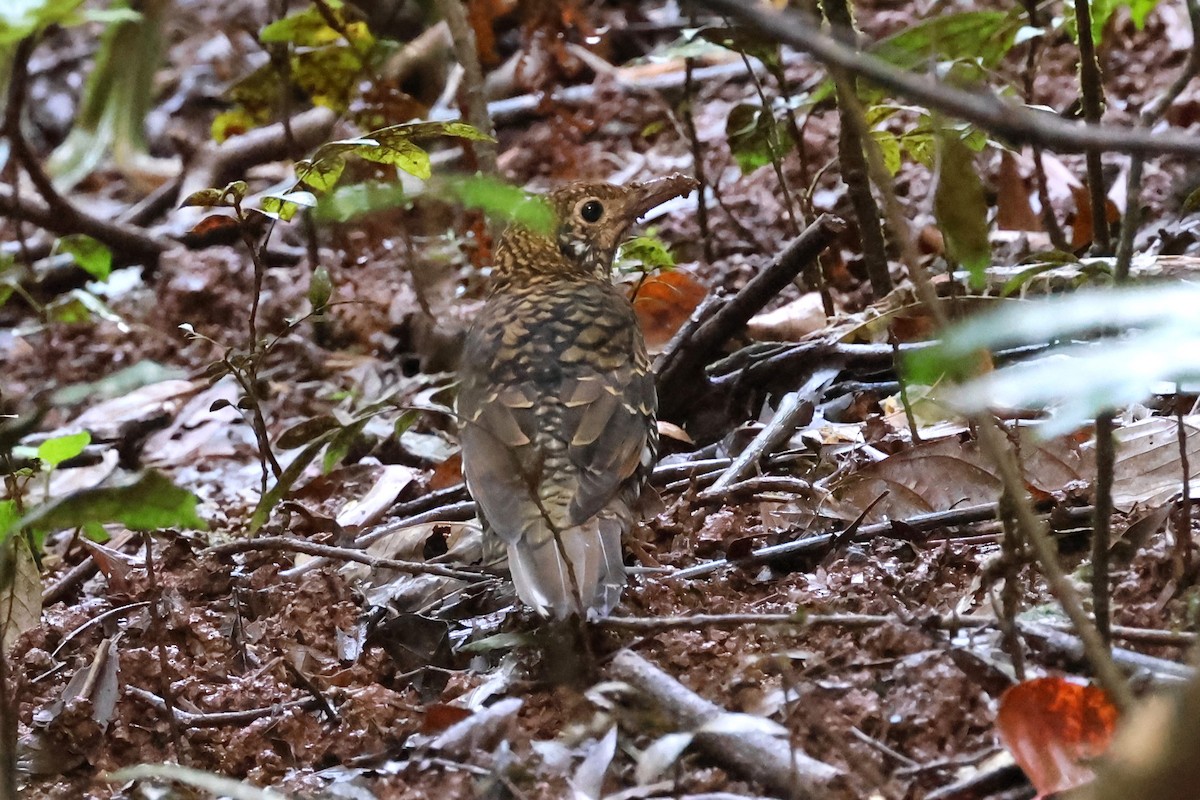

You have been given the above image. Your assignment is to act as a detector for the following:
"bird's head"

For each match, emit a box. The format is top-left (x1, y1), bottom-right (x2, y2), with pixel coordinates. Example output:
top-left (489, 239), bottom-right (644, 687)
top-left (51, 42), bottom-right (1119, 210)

top-left (495, 174), bottom-right (697, 281)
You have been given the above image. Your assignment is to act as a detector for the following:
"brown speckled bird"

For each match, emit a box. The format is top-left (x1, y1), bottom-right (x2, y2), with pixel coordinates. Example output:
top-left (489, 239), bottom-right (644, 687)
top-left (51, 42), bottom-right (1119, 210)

top-left (457, 174), bottom-right (697, 618)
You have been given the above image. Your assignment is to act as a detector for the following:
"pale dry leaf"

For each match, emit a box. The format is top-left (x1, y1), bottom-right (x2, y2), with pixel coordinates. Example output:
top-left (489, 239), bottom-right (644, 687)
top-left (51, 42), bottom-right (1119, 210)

top-left (0, 535), bottom-right (42, 652)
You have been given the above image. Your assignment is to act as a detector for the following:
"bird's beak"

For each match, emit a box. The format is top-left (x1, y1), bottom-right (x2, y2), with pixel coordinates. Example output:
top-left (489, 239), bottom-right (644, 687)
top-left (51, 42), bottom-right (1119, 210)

top-left (622, 173), bottom-right (699, 224)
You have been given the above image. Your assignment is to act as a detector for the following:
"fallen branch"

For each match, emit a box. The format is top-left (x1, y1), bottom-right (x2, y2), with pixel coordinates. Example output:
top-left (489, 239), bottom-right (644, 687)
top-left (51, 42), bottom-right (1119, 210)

top-left (0, 180), bottom-right (172, 263)
top-left (656, 214), bottom-right (845, 420)
top-left (205, 535), bottom-right (488, 582)
top-left (608, 649), bottom-right (845, 799)
top-left (177, 106), bottom-right (338, 206)
top-left (127, 686), bottom-right (321, 728)
top-left (670, 501), bottom-right (1098, 581)
top-left (598, 611), bottom-right (986, 633)
top-left (702, 369), bottom-right (837, 496)
top-left (2, 36), bottom-right (173, 264)
top-left (1019, 622), bottom-right (1193, 686)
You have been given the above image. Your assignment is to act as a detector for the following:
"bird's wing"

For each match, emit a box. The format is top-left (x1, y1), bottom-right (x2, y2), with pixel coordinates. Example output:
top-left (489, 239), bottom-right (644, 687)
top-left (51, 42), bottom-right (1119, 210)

top-left (457, 380), bottom-right (542, 545)
top-left (559, 363), bottom-right (656, 525)
top-left (457, 361), bottom-right (654, 542)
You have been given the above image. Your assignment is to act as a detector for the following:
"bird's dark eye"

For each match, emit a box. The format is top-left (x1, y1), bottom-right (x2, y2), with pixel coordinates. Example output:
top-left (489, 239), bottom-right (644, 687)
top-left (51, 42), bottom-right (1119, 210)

top-left (580, 200), bottom-right (604, 223)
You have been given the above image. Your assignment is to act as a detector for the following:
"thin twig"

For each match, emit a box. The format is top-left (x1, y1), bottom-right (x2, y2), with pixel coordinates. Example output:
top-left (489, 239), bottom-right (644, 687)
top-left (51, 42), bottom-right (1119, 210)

top-left (823, 0), bottom-right (891, 296)
top-left (977, 419), bottom-right (1132, 709)
top-left (1093, 414), bottom-right (1115, 645)
top-left (704, 369), bottom-right (834, 495)
top-left (688, 0), bottom-right (1200, 159)
top-left (127, 686), bottom-right (320, 728)
top-left (1115, 0), bottom-right (1200, 280)
top-left (143, 534), bottom-right (185, 761)
top-left (682, 55), bottom-right (714, 264)
top-left (1019, 0), bottom-right (1070, 250)
top-left (434, 0), bottom-right (497, 174)
top-left (205, 535), bottom-right (489, 581)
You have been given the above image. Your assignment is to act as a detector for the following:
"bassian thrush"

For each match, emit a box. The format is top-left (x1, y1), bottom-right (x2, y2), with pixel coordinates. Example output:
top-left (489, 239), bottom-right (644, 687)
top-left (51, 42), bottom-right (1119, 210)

top-left (457, 174), bottom-right (697, 619)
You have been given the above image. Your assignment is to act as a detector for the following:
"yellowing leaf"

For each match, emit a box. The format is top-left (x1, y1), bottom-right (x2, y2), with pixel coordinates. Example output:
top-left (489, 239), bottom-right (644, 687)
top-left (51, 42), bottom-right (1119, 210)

top-left (0, 534), bottom-right (41, 652)
top-left (933, 129), bottom-right (991, 287)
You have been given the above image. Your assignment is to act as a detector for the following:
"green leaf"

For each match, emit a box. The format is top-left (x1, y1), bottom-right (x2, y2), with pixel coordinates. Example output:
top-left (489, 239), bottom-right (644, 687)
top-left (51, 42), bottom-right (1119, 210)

top-left (258, 190), bottom-right (317, 222)
top-left (296, 155), bottom-right (346, 193)
top-left (180, 188), bottom-right (228, 208)
top-left (260, 5), bottom-right (348, 47)
top-left (10, 470), bottom-right (207, 536)
top-left (355, 137), bottom-right (431, 179)
top-left (0, 0), bottom-right (87, 45)
top-left (246, 416), bottom-right (349, 534)
top-left (1075, 0), bottom-right (1161, 44)
top-left (445, 175), bottom-right (555, 234)
top-left (872, 11), bottom-right (1021, 72)
top-left (36, 431), bottom-right (91, 468)
top-left (292, 46), bottom-right (362, 112)
top-left (933, 129), bottom-right (991, 286)
top-left (0, 502), bottom-right (17, 540)
top-left (45, 289), bottom-right (126, 327)
top-left (372, 120), bottom-right (495, 144)
top-left (322, 419), bottom-right (366, 473)
top-left (314, 181), bottom-right (407, 222)
top-left (905, 284), bottom-right (1200, 434)
top-left (393, 408), bottom-right (420, 439)
top-left (812, 11), bottom-right (1022, 104)
top-left (278, 414), bottom-right (341, 450)
top-left (58, 234), bottom-right (112, 281)
top-left (726, 102), bottom-right (793, 175)
top-left (871, 129), bottom-right (903, 176)
top-left (617, 235), bottom-right (677, 273)
top-left (308, 265), bottom-right (332, 313)
top-left (211, 105), bottom-right (270, 144)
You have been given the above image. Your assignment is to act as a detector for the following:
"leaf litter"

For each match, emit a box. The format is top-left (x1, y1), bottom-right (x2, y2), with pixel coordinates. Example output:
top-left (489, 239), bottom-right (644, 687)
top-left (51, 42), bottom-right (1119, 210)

top-left (4, 0), bottom-right (1200, 797)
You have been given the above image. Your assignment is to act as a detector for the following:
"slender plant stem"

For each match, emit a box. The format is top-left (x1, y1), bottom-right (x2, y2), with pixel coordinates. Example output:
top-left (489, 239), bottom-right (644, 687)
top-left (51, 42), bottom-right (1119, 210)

top-left (1072, 0), bottom-right (1112, 254)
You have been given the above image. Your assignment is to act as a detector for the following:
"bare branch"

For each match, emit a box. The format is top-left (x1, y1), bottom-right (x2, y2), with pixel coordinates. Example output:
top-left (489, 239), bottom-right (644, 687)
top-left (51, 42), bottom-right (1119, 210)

top-left (688, 0), bottom-right (1200, 159)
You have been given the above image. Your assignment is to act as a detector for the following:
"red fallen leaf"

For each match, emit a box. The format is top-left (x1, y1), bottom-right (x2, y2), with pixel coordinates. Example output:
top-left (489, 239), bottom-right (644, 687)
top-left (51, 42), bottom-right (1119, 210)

top-left (1069, 183), bottom-right (1122, 251)
top-left (466, 0), bottom-right (513, 67)
top-left (420, 703), bottom-right (474, 734)
top-left (996, 676), bottom-right (1119, 798)
top-left (187, 213), bottom-right (241, 238)
top-left (429, 451), bottom-right (463, 491)
top-left (997, 151), bottom-right (1042, 232)
top-left (629, 270), bottom-right (707, 351)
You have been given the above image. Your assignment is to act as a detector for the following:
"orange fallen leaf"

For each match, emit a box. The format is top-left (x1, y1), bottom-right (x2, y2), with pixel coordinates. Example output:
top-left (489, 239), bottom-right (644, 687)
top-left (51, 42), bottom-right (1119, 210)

top-left (997, 676), bottom-right (1119, 798)
top-left (420, 703), bottom-right (473, 734)
top-left (429, 451), bottom-right (463, 490)
top-left (630, 269), bottom-right (707, 352)
top-left (997, 151), bottom-right (1042, 232)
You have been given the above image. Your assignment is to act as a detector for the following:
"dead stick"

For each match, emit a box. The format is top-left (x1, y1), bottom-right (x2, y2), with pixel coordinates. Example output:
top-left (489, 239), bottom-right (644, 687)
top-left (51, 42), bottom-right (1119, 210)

top-left (609, 649), bottom-right (844, 799)
top-left (656, 214), bottom-right (844, 418)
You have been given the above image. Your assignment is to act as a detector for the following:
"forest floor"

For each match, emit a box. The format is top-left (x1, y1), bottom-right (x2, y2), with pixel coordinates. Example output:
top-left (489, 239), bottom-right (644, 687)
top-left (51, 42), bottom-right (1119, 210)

top-left (4, 0), bottom-right (1200, 798)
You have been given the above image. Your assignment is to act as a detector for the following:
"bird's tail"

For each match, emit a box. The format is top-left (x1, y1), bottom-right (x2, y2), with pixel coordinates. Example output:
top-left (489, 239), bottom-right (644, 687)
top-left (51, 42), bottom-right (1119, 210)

top-left (508, 514), bottom-right (626, 619)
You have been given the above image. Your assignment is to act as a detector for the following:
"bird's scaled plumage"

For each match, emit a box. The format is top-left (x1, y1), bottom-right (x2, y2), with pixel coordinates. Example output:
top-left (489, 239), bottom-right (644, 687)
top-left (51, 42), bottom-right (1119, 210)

top-left (457, 174), bottom-right (697, 618)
